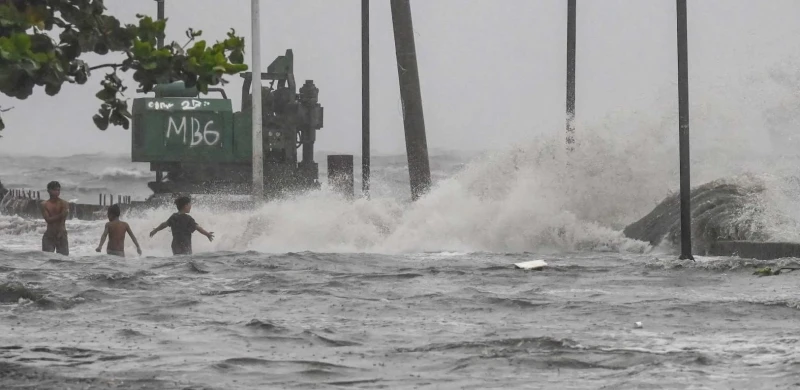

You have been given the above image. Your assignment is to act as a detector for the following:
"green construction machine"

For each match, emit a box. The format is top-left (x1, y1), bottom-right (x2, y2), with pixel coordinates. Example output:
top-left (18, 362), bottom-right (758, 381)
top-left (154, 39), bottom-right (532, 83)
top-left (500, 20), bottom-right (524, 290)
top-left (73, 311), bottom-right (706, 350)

top-left (130, 50), bottom-right (324, 199)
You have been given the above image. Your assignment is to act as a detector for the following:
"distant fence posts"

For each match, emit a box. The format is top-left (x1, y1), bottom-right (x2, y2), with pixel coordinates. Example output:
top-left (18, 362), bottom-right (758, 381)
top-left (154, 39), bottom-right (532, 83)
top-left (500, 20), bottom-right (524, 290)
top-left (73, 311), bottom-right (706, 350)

top-left (4, 188), bottom-right (133, 205)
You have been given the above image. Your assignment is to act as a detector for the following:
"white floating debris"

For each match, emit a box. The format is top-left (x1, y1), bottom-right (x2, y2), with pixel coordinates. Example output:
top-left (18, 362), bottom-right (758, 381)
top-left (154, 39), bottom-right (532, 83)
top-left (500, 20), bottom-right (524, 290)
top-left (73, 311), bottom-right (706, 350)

top-left (634, 321), bottom-right (643, 329)
top-left (514, 260), bottom-right (548, 270)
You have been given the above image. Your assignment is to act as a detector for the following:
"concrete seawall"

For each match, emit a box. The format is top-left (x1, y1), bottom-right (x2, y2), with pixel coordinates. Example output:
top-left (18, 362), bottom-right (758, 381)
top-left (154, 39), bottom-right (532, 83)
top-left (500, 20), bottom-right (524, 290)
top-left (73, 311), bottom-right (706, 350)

top-left (708, 240), bottom-right (800, 261)
top-left (2, 198), bottom-right (116, 221)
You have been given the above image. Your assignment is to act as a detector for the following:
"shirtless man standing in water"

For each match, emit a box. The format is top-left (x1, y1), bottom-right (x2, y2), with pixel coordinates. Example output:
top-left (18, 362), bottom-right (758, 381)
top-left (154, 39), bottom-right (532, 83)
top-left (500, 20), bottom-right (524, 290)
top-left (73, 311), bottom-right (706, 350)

top-left (40, 181), bottom-right (70, 255)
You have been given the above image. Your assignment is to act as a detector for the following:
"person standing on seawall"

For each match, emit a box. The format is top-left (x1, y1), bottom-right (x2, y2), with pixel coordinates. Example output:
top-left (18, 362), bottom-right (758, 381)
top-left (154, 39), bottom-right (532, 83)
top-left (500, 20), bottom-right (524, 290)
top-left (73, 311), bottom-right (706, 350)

top-left (40, 181), bottom-right (70, 256)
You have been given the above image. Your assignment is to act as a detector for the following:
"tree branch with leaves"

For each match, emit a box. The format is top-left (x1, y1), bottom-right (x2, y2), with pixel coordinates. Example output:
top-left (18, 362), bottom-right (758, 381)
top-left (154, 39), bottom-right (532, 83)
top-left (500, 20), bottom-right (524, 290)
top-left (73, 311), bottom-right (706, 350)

top-left (0, 0), bottom-right (248, 134)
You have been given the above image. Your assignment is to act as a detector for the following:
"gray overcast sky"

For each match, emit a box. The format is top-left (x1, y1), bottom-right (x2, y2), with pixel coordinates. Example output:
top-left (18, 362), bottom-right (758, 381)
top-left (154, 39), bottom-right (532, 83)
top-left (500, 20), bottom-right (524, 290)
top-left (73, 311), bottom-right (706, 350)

top-left (1, 0), bottom-right (799, 157)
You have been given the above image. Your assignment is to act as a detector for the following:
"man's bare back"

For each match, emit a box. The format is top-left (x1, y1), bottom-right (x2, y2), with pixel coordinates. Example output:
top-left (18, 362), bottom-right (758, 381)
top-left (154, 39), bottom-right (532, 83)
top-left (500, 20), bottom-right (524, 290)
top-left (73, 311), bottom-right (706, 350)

top-left (106, 220), bottom-right (130, 252)
top-left (96, 204), bottom-right (142, 257)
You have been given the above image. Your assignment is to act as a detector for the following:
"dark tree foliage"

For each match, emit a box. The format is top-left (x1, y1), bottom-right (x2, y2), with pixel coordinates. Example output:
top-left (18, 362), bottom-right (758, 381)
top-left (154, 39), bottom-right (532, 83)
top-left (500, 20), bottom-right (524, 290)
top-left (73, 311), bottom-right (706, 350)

top-left (0, 0), bottom-right (248, 134)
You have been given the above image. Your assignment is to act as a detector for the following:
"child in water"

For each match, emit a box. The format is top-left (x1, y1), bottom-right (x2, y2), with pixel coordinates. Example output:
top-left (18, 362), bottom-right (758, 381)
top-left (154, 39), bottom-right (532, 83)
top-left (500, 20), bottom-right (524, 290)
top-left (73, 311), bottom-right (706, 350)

top-left (96, 204), bottom-right (142, 257)
top-left (149, 196), bottom-right (214, 255)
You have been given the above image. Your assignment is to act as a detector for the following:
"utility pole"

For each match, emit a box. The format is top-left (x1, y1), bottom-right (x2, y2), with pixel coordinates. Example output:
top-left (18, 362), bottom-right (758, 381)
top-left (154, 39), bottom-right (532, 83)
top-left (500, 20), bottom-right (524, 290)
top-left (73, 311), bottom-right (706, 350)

top-left (361, 0), bottom-right (370, 199)
top-left (251, 0), bottom-right (264, 199)
top-left (155, 0), bottom-right (165, 49)
top-left (390, 0), bottom-right (431, 201)
top-left (154, 0), bottom-right (166, 184)
top-left (676, 0), bottom-right (694, 260)
top-left (566, 0), bottom-right (576, 152)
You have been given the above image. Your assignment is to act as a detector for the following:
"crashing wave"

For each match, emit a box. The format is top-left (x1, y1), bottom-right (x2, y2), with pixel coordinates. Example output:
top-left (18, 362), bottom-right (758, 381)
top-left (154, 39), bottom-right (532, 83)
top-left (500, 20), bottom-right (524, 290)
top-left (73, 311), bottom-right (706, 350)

top-left (94, 167), bottom-right (151, 181)
top-left (623, 175), bottom-right (771, 254)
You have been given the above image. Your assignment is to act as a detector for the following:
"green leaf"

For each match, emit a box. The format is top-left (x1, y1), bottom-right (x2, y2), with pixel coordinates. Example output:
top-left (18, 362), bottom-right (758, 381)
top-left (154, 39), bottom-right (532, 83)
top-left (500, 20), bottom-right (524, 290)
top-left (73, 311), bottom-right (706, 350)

top-left (0, 4), bottom-right (249, 134)
top-left (74, 70), bottom-right (88, 84)
top-left (228, 48), bottom-right (244, 64)
top-left (17, 59), bottom-right (40, 75)
top-left (117, 105), bottom-right (132, 118)
top-left (44, 83), bottom-right (61, 96)
top-left (109, 109), bottom-right (127, 126)
top-left (11, 33), bottom-right (32, 51)
top-left (31, 52), bottom-right (49, 63)
top-left (93, 113), bottom-right (109, 130)
top-left (95, 88), bottom-right (116, 101)
top-left (187, 40), bottom-right (206, 57)
top-left (225, 63), bottom-right (248, 73)
top-left (132, 39), bottom-right (152, 58)
top-left (94, 41), bottom-right (109, 55)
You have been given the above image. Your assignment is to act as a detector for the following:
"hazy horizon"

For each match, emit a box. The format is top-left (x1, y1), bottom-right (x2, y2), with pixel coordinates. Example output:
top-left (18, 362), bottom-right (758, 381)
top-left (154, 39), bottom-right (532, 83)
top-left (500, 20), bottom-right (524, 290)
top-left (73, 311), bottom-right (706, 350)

top-left (1, 0), bottom-right (800, 158)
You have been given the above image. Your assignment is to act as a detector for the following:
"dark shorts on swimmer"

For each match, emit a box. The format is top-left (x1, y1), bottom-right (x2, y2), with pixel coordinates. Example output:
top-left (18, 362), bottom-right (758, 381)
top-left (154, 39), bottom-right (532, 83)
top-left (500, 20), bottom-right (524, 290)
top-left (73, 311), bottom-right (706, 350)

top-left (42, 231), bottom-right (69, 256)
top-left (107, 249), bottom-right (125, 257)
top-left (171, 240), bottom-right (192, 256)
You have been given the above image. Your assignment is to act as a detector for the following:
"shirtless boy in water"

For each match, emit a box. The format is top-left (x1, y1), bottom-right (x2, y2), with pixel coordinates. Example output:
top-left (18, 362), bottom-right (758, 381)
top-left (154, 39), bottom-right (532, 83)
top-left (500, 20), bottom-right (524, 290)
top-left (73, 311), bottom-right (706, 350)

top-left (96, 204), bottom-right (142, 257)
top-left (40, 181), bottom-right (70, 255)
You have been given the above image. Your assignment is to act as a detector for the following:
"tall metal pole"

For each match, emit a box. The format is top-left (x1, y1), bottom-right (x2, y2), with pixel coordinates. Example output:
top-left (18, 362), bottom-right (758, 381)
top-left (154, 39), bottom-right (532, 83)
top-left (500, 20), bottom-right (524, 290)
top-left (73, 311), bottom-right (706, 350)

top-left (676, 0), bottom-right (693, 260)
top-left (361, 0), bottom-right (370, 199)
top-left (155, 0), bottom-right (165, 48)
top-left (154, 0), bottom-right (166, 185)
top-left (390, 0), bottom-right (431, 201)
top-left (251, 0), bottom-right (264, 199)
top-left (566, 0), bottom-right (576, 152)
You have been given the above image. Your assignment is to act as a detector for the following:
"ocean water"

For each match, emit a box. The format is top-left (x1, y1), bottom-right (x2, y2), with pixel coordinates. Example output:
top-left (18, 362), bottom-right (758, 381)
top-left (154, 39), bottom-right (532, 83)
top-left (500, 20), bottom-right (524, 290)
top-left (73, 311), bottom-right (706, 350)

top-left (4, 62), bottom-right (800, 389)
top-left (2, 145), bottom-right (800, 389)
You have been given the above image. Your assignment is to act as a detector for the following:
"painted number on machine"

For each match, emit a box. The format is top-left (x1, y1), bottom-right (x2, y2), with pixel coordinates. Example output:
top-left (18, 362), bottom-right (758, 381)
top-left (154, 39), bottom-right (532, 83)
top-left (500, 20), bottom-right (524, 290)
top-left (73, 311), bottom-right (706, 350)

top-left (147, 100), bottom-right (211, 110)
top-left (165, 116), bottom-right (221, 147)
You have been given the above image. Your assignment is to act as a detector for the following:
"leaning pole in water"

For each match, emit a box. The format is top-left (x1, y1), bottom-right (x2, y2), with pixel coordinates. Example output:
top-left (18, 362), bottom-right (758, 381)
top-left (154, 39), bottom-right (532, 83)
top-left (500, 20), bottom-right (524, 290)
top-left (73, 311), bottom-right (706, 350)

top-left (565, 0), bottom-right (576, 152)
top-left (676, 0), bottom-right (694, 260)
top-left (362, 0), bottom-right (371, 199)
top-left (390, 0), bottom-right (432, 201)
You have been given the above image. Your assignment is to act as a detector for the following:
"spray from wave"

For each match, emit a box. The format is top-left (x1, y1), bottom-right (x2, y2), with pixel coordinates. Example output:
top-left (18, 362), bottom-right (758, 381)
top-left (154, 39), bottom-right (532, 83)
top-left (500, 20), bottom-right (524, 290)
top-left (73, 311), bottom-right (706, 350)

top-left (139, 56), bottom-right (800, 256)
top-left (120, 129), bottom-right (664, 255)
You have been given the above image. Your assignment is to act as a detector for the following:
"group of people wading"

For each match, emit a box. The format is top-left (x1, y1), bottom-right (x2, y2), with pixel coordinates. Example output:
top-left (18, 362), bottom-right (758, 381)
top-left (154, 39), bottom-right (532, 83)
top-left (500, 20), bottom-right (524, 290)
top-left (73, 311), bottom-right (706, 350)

top-left (36, 181), bottom-right (214, 257)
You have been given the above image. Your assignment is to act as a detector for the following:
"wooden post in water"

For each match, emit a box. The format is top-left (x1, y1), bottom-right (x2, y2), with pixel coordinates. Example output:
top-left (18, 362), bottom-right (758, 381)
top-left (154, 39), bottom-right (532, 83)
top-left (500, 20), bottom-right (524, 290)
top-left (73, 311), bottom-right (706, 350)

top-left (676, 0), bottom-right (694, 261)
top-left (361, 0), bottom-right (371, 199)
top-left (390, 0), bottom-right (431, 201)
top-left (566, 0), bottom-right (577, 152)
